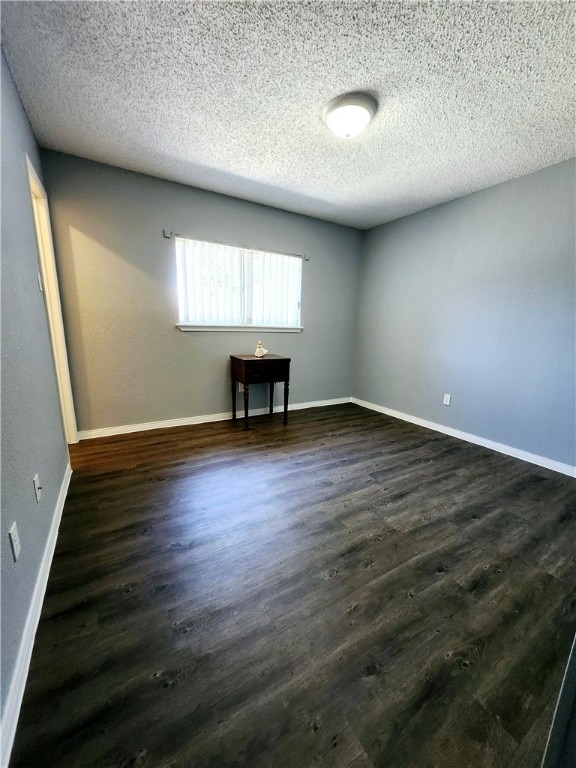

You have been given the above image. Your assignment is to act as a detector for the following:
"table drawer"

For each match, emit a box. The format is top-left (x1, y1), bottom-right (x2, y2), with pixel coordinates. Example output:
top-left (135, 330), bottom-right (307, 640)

top-left (247, 362), bottom-right (289, 382)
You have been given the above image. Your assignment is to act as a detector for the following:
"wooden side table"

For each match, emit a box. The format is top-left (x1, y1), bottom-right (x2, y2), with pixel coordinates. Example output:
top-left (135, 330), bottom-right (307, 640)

top-left (230, 354), bottom-right (291, 430)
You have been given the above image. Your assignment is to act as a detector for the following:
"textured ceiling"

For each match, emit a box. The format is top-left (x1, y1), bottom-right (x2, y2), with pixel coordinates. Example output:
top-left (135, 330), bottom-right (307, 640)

top-left (2, 1), bottom-right (574, 229)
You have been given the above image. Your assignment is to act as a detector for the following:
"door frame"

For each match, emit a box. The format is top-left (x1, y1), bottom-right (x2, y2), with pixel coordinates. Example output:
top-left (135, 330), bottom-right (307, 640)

top-left (27, 156), bottom-right (78, 444)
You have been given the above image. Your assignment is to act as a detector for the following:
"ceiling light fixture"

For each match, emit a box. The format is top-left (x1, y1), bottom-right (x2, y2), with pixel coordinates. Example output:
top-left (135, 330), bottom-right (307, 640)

top-left (322, 92), bottom-right (377, 139)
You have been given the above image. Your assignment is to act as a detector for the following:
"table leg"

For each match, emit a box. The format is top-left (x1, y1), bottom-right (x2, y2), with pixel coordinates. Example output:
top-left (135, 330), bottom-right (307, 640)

top-left (283, 380), bottom-right (289, 425)
top-left (269, 382), bottom-right (274, 417)
top-left (231, 377), bottom-right (237, 421)
top-left (243, 384), bottom-right (250, 431)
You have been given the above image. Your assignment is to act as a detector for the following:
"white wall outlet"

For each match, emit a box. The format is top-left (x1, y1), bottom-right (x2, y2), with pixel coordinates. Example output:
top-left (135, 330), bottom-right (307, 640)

top-left (443, 394), bottom-right (451, 406)
top-left (9, 522), bottom-right (21, 561)
top-left (33, 473), bottom-right (42, 503)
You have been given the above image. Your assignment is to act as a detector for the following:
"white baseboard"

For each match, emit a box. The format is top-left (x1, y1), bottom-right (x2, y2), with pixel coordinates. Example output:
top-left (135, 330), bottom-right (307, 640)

top-left (77, 398), bottom-right (353, 440)
top-left (78, 397), bottom-right (575, 477)
top-left (352, 398), bottom-right (576, 478)
top-left (0, 462), bottom-right (72, 768)
top-left (284, 397), bottom-right (352, 412)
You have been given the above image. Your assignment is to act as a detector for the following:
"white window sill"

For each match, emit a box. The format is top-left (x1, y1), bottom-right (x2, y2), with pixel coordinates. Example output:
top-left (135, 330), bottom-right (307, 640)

top-left (176, 325), bottom-right (303, 333)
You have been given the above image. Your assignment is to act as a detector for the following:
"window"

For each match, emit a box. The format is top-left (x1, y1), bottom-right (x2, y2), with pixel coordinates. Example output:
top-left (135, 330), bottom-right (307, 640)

top-left (175, 236), bottom-right (303, 331)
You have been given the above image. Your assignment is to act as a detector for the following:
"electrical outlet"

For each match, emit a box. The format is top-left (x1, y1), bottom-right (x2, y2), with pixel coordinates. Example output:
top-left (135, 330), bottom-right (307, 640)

top-left (9, 522), bottom-right (21, 561)
top-left (33, 473), bottom-right (42, 503)
top-left (443, 394), bottom-right (451, 406)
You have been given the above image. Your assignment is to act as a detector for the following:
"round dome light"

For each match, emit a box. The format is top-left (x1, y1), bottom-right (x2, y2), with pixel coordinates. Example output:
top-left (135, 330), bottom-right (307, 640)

top-left (322, 92), bottom-right (377, 139)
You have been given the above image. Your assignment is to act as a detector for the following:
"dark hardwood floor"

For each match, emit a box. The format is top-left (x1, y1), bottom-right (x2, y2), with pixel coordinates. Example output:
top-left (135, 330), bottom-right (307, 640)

top-left (10, 404), bottom-right (576, 768)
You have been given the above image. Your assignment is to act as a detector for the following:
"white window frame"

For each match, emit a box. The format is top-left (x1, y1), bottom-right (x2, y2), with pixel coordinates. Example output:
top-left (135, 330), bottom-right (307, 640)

top-left (175, 236), bottom-right (304, 333)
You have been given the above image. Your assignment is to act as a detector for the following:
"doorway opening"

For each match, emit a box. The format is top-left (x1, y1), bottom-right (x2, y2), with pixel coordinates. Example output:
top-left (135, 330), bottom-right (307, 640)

top-left (27, 156), bottom-right (78, 444)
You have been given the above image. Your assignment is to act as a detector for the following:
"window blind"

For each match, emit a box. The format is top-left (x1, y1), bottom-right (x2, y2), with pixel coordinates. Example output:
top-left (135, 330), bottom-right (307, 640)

top-left (176, 237), bottom-right (302, 329)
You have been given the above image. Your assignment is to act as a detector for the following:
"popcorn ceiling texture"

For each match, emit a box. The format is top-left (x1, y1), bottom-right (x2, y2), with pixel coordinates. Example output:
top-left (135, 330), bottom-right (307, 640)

top-left (2, 1), bottom-right (574, 229)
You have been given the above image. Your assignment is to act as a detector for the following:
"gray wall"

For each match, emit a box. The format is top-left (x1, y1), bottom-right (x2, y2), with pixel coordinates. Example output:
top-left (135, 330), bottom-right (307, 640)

top-left (355, 160), bottom-right (576, 466)
top-left (40, 152), bottom-right (362, 432)
top-left (1, 56), bottom-right (70, 711)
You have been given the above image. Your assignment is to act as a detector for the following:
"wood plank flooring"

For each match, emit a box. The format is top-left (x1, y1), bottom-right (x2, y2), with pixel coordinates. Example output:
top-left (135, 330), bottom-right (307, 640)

top-left (10, 404), bottom-right (576, 768)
